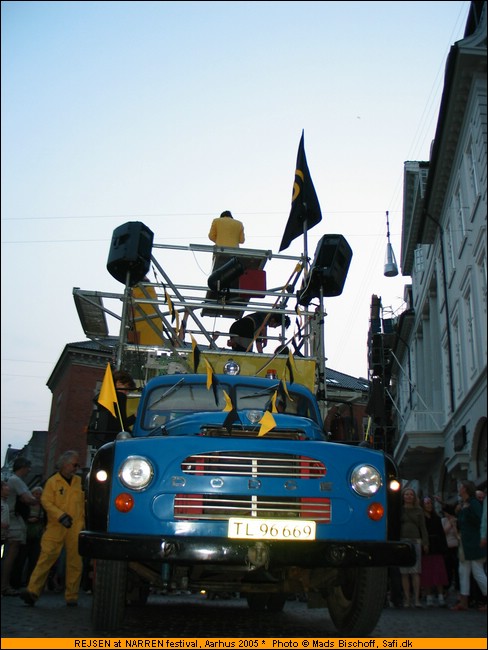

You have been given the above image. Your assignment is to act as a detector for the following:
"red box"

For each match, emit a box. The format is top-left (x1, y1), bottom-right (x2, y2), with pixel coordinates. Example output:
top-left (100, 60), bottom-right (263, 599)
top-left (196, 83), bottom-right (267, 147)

top-left (238, 269), bottom-right (266, 299)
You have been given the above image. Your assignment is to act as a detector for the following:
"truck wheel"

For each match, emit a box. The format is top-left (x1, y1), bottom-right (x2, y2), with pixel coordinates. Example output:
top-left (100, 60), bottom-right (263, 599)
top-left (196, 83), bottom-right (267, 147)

top-left (266, 594), bottom-right (287, 612)
top-left (246, 593), bottom-right (269, 611)
top-left (92, 559), bottom-right (128, 631)
top-left (326, 567), bottom-right (387, 636)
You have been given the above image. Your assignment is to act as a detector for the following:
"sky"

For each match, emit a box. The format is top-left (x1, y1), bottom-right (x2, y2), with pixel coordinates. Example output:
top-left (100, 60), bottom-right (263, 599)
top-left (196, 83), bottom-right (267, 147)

top-left (1, 0), bottom-right (471, 462)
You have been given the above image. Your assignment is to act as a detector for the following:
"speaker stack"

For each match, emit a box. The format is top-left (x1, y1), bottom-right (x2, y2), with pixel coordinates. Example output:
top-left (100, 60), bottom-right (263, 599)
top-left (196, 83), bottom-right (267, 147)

top-left (107, 222), bottom-right (154, 286)
top-left (297, 234), bottom-right (353, 305)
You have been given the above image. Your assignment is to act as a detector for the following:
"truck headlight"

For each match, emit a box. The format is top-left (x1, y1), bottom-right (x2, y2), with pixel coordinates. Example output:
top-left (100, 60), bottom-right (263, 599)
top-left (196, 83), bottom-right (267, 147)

top-left (350, 464), bottom-right (382, 496)
top-left (119, 455), bottom-right (154, 490)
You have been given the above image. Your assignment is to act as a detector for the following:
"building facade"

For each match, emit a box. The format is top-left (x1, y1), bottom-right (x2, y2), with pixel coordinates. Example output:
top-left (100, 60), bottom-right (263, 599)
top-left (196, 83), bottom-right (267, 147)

top-left (384, 1), bottom-right (486, 500)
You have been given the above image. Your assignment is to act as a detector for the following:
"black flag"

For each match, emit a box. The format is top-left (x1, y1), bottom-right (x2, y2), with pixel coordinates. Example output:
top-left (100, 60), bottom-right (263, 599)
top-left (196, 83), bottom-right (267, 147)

top-left (279, 131), bottom-right (322, 252)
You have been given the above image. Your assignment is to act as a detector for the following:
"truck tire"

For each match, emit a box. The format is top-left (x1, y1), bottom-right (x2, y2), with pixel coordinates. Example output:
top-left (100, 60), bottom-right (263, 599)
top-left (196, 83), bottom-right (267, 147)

top-left (245, 593), bottom-right (269, 611)
top-left (92, 559), bottom-right (128, 632)
top-left (326, 567), bottom-right (387, 636)
top-left (266, 594), bottom-right (287, 612)
top-left (245, 593), bottom-right (287, 612)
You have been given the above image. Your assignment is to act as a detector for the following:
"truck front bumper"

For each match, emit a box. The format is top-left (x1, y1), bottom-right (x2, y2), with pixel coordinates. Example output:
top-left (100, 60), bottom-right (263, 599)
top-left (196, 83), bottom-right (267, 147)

top-left (79, 531), bottom-right (415, 568)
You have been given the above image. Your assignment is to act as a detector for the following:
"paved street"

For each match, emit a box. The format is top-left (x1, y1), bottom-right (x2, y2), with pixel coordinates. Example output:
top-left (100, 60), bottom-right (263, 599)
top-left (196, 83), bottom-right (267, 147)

top-left (1, 590), bottom-right (486, 639)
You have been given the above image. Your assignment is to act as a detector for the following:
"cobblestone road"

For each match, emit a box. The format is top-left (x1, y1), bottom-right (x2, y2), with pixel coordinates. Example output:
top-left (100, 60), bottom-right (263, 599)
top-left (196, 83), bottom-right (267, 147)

top-left (1, 590), bottom-right (487, 639)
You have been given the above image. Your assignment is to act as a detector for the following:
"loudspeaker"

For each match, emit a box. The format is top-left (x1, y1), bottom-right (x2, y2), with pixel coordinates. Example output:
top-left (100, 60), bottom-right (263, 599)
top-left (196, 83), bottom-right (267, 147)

top-left (298, 234), bottom-right (352, 304)
top-left (107, 222), bottom-right (154, 286)
top-left (208, 257), bottom-right (244, 293)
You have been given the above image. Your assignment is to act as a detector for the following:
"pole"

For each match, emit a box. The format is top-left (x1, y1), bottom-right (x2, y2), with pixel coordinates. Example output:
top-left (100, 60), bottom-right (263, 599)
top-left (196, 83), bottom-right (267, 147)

top-left (316, 285), bottom-right (327, 422)
top-left (116, 270), bottom-right (132, 370)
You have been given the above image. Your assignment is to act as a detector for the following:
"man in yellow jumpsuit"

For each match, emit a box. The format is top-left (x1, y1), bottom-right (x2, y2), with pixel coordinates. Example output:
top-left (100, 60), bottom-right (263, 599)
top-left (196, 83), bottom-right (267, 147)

top-left (208, 210), bottom-right (245, 248)
top-left (20, 450), bottom-right (85, 607)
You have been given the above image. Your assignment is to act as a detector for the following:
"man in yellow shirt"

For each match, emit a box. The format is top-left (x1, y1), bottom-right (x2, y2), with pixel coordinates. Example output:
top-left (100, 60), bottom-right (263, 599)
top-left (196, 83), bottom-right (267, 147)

top-left (208, 210), bottom-right (245, 248)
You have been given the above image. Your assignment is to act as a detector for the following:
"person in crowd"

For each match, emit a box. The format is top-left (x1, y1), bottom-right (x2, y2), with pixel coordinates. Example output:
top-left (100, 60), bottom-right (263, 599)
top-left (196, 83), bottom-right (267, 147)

top-left (1, 458), bottom-right (39, 597)
top-left (228, 312), bottom-right (291, 353)
top-left (420, 496), bottom-right (449, 606)
top-left (399, 486), bottom-right (429, 608)
top-left (1, 480), bottom-right (10, 556)
top-left (475, 490), bottom-right (485, 504)
top-left (481, 492), bottom-right (487, 550)
top-left (20, 450), bottom-right (85, 607)
top-left (22, 486), bottom-right (46, 586)
top-left (208, 210), bottom-right (245, 248)
top-left (87, 368), bottom-right (137, 447)
top-left (442, 509), bottom-right (461, 597)
top-left (450, 480), bottom-right (487, 611)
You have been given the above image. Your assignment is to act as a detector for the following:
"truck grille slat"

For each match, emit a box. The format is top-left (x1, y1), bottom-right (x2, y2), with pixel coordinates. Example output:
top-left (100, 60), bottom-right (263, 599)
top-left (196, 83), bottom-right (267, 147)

top-left (181, 452), bottom-right (326, 478)
top-left (174, 494), bottom-right (331, 522)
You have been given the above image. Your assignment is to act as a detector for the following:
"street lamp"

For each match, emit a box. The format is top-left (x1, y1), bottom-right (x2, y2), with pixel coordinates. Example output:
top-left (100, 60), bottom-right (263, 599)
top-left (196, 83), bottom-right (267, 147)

top-left (384, 211), bottom-right (399, 277)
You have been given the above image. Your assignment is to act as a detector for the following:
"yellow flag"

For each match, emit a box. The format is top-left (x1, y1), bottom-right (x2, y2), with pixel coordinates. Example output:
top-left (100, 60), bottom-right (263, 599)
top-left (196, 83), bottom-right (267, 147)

top-left (287, 349), bottom-right (298, 383)
top-left (97, 363), bottom-right (118, 418)
top-left (165, 290), bottom-right (174, 319)
top-left (222, 390), bottom-right (233, 412)
top-left (271, 390), bottom-right (278, 414)
top-left (258, 410), bottom-right (276, 437)
top-left (190, 334), bottom-right (201, 373)
top-left (204, 358), bottom-right (214, 390)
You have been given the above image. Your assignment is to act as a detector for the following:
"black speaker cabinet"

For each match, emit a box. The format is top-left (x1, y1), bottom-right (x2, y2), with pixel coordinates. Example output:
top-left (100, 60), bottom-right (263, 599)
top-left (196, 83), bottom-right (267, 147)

top-left (298, 234), bottom-right (352, 304)
top-left (107, 222), bottom-right (154, 286)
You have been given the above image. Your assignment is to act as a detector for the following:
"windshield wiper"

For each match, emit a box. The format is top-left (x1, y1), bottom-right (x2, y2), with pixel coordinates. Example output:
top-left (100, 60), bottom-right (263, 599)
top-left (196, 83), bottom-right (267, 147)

top-left (240, 384), bottom-right (280, 399)
top-left (148, 378), bottom-right (186, 409)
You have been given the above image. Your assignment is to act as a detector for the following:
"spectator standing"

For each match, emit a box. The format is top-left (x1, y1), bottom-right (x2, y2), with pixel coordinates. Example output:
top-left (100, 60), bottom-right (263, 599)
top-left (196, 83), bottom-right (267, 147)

top-left (450, 480), bottom-right (487, 611)
top-left (420, 496), bottom-right (449, 606)
top-left (442, 509), bottom-right (461, 597)
top-left (20, 450), bottom-right (85, 607)
top-left (481, 494), bottom-right (487, 549)
top-left (399, 487), bottom-right (429, 608)
top-left (208, 210), bottom-right (245, 248)
top-left (1, 480), bottom-right (10, 555)
top-left (22, 486), bottom-right (46, 585)
top-left (1, 458), bottom-right (39, 597)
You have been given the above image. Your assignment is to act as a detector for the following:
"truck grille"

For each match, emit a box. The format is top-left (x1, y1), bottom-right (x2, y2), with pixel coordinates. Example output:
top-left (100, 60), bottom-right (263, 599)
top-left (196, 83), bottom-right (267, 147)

top-left (174, 494), bottom-right (331, 522)
top-left (181, 452), bottom-right (326, 478)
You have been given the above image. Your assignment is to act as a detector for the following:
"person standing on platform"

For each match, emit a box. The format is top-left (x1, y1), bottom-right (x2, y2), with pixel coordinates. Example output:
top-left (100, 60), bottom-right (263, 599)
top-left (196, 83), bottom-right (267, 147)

top-left (208, 211), bottom-right (245, 248)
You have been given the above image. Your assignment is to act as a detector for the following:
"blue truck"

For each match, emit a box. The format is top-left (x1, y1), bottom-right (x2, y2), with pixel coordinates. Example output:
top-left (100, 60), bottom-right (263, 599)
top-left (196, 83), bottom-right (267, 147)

top-left (77, 231), bottom-right (414, 635)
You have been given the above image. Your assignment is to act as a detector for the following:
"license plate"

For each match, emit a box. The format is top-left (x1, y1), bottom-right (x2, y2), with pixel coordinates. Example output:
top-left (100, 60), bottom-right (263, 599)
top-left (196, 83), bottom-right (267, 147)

top-left (228, 517), bottom-right (316, 540)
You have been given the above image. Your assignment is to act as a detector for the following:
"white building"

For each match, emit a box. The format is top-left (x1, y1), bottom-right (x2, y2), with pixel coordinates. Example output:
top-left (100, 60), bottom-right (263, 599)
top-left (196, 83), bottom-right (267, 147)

top-left (390, 0), bottom-right (487, 499)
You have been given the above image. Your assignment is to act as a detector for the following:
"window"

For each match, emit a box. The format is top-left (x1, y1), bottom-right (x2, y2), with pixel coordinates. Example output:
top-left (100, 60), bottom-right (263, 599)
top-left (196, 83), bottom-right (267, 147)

top-left (465, 138), bottom-right (479, 201)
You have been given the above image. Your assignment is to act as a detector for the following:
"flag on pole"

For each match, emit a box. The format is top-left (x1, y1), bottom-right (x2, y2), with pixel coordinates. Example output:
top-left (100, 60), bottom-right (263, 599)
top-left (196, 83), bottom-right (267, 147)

top-left (286, 349), bottom-right (297, 384)
top-left (97, 363), bottom-right (118, 418)
top-left (222, 390), bottom-right (241, 432)
top-left (279, 130), bottom-right (322, 252)
top-left (204, 358), bottom-right (219, 405)
top-left (190, 335), bottom-right (201, 373)
top-left (258, 410), bottom-right (276, 437)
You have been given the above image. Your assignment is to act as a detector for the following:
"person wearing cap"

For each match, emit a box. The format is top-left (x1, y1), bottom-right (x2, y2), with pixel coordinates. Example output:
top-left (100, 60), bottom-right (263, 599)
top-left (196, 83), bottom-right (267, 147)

top-left (87, 368), bottom-right (137, 447)
top-left (208, 210), bottom-right (245, 248)
top-left (21, 450), bottom-right (84, 608)
top-left (1, 457), bottom-right (39, 596)
top-left (228, 312), bottom-right (291, 353)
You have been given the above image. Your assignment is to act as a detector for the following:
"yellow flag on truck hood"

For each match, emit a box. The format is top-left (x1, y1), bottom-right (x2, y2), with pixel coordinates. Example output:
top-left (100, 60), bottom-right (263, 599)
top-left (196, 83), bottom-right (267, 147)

top-left (97, 363), bottom-right (118, 418)
top-left (258, 410), bottom-right (276, 437)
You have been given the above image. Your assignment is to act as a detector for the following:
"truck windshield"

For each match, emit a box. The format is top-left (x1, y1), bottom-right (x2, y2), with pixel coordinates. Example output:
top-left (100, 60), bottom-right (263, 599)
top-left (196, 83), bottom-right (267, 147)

top-left (142, 381), bottom-right (319, 430)
top-left (143, 382), bottom-right (227, 429)
top-left (235, 386), bottom-right (317, 421)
